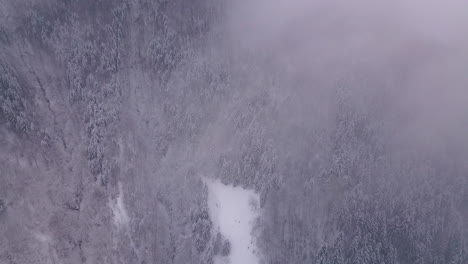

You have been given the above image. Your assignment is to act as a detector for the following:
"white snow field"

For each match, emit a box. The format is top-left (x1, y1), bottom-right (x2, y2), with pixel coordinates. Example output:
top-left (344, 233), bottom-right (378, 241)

top-left (205, 179), bottom-right (261, 264)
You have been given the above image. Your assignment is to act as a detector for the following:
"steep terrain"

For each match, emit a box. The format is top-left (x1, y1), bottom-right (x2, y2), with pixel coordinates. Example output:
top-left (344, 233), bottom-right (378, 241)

top-left (0, 1), bottom-right (467, 264)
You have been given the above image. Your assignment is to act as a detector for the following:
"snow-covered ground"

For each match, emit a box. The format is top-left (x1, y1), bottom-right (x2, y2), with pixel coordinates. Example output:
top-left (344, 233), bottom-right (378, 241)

top-left (205, 179), bottom-right (260, 264)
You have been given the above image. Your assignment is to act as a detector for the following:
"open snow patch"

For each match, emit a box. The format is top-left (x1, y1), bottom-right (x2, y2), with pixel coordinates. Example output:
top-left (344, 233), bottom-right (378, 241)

top-left (205, 179), bottom-right (260, 264)
top-left (110, 182), bottom-right (130, 228)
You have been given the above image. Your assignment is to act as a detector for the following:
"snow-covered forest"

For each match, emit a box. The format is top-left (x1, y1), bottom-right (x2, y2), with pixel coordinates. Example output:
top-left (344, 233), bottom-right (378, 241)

top-left (0, 0), bottom-right (467, 263)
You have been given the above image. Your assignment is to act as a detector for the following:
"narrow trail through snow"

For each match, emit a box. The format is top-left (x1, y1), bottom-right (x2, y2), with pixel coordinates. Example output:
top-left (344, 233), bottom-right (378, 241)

top-left (205, 179), bottom-right (260, 264)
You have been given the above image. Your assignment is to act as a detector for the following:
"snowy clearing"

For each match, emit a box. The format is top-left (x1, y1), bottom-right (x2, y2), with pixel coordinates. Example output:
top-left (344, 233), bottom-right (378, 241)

top-left (205, 179), bottom-right (260, 264)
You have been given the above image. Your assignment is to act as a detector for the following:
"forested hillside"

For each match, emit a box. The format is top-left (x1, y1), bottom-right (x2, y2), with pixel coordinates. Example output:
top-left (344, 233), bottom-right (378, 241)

top-left (0, 0), bottom-right (467, 263)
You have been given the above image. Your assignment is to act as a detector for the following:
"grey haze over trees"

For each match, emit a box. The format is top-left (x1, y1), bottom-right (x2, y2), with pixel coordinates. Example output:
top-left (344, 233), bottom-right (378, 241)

top-left (0, 0), bottom-right (467, 263)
